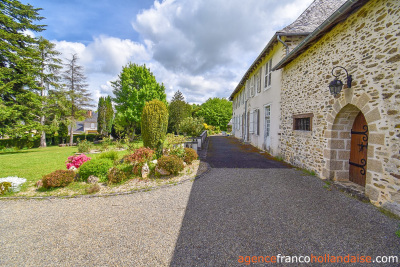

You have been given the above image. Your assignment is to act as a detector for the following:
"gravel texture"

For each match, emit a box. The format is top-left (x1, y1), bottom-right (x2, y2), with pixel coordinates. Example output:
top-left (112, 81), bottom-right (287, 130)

top-left (1, 136), bottom-right (399, 266)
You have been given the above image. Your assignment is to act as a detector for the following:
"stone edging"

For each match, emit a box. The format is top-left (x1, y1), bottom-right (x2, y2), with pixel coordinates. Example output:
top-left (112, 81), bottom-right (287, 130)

top-left (0, 162), bottom-right (212, 201)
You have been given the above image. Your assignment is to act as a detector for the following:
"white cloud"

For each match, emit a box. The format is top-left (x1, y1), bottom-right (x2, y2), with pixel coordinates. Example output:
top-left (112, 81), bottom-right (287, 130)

top-left (50, 0), bottom-right (317, 105)
top-left (132, 0), bottom-right (316, 103)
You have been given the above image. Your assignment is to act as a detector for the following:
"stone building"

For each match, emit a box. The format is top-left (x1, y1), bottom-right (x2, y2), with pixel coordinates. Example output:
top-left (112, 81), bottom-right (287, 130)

top-left (229, 0), bottom-right (346, 156)
top-left (273, 0), bottom-right (400, 214)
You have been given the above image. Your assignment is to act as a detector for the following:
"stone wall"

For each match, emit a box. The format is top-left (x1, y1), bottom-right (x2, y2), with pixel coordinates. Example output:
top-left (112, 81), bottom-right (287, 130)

top-left (280, 0), bottom-right (400, 214)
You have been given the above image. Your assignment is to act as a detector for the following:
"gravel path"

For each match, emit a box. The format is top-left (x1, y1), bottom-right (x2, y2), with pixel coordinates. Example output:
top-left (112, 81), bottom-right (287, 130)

top-left (1, 136), bottom-right (399, 266)
top-left (0, 182), bottom-right (194, 266)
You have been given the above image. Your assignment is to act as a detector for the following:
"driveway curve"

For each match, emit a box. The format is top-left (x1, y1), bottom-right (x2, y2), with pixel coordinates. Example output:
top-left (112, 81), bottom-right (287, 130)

top-left (1, 136), bottom-right (399, 267)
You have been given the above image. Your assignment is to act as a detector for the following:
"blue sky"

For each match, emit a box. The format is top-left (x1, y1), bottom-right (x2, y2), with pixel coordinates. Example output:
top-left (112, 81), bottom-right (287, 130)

top-left (23, 0), bottom-right (314, 104)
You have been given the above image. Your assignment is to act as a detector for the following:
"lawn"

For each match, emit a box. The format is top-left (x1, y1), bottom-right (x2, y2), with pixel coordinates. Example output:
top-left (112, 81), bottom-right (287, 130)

top-left (0, 145), bottom-right (132, 187)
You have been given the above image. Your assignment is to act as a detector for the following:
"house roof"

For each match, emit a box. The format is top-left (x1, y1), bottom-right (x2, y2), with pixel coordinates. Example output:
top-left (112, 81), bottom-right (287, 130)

top-left (84, 112), bottom-right (98, 123)
top-left (229, 0), bottom-right (348, 100)
top-left (273, 0), bottom-right (369, 70)
top-left (277, 0), bottom-right (347, 35)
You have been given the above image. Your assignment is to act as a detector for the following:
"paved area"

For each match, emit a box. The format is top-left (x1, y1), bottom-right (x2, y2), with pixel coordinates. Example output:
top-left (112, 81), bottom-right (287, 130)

top-left (0, 136), bottom-right (399, 266)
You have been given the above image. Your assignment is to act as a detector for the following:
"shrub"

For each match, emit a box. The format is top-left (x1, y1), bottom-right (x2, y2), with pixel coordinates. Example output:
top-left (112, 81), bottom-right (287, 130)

top-left (66, 154), bottom-right (91, 169)
top-left (179, 117), bottom-right (205, 137)
top-left (78, 158), bottom-right (114, 182)
top-left (184, 148), bottom-right (198, 164)
top-left (0, 182), bottom-right (12, 195)
top-left (157, 155), bottom-right (184, 175)
top-left (141, 100), bottom-right (168, 156)
top-left (124, 147), bottom-right (155, 176)
top-left (41, 170), bottom-right (75, 189)
top-left (97, 150), bottom-right (119, 162)
top-left (100, 137), bottom-right (113, 151)
top-left (107, 167), bottom-right (129, 184)
top-left (77, 139), bottom-right (93, 153)
top-left (86, 184), bottom-right (100, 194)
top-left (124, 147), bottom-right (155, 164)
top-left (114, 139), bottom-right (125, 149)
top-left (165, 134), bottom-right (186, 149)
top-left (169, 146), bottom-right (185, 158)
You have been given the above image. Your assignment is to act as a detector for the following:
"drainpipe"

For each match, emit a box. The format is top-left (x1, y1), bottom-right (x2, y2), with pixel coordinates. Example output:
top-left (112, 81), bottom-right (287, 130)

top-left (244, 100), bottom-right (247, 142)
top-left (277, 35), bottom-right (289, 55)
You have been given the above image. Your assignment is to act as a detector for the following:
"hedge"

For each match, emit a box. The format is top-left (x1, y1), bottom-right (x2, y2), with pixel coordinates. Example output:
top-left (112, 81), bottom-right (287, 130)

top-left (0, 134), bottom-right (101, 149)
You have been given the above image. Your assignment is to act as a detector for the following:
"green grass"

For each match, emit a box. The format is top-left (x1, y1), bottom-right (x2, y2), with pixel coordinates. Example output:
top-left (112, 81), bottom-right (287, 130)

top-left (0, 145), bottom-right (132, 185)
top-left (0, 146), bottom-right (78, 184)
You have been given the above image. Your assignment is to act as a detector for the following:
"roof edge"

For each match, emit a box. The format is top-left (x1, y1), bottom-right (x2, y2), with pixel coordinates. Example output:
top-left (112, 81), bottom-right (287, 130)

top-left (272, 0), bottom-right (367, 71)
top-left (229, 32), bottom-right (309, 100)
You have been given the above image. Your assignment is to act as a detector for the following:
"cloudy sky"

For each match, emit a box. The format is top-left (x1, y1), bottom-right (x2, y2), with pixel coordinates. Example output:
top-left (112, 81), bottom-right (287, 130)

top-left (23, 0), bottom-right (314, 104)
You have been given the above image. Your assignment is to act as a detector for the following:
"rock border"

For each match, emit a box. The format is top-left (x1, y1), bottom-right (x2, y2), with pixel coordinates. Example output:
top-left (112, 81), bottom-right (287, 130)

top-left (0, 162), bottom-right (211, 201)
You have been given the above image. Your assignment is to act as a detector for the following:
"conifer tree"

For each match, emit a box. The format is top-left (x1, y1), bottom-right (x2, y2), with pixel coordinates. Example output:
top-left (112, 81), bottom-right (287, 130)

top-left (62, 54), bottom-right (93, 145)
top-left (0, 0), bottom-right (45, 137)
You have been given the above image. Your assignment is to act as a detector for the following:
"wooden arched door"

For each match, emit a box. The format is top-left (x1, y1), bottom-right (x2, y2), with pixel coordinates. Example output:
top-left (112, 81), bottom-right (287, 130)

top-left (349, 111), bottom-right (368, 186)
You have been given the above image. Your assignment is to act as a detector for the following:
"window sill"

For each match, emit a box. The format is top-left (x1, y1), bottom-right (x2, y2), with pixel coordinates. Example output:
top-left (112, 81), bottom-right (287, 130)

top-left (264, 86), bottom-right (272, 91)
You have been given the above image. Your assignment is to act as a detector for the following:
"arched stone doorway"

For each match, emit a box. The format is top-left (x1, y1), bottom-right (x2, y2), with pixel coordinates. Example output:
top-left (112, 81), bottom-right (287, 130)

top-left (327, 104), bottom-right (369, 186)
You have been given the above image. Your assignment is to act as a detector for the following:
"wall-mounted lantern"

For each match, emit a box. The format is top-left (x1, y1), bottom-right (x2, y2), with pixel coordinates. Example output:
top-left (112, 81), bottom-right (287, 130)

top-left (328, 66), bottom-right (352, 97)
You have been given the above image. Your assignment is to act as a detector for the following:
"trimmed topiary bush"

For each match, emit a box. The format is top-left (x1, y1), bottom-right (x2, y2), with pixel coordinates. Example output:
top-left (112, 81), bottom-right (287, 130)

top-left (41, 170), bottom-right (75, 189)
top-left (157, 155), bottom-right (184, 175)
top-left (141, 100), bottom-right (168, 156)
top-left (184, 147), bottom-right (198, 164)
top-left (78, 158), bottom-right (114, 182)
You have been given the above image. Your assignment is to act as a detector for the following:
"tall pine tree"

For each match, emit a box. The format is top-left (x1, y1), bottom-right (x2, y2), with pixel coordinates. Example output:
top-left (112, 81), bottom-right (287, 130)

top-left (36, 37), bottom-right (62, 147)
top-left (0, 0), bottom-right (45, 137)
top-left (62, 54), bottom-right (93, 145)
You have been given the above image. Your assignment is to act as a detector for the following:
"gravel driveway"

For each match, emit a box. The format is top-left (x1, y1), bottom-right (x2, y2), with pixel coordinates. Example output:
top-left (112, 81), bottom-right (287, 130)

top-left (1, 136), bottom-right (399, 266)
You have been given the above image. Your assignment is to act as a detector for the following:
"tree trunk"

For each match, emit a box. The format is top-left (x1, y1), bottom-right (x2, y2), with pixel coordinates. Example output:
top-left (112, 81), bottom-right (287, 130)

top-left (39, 115), bottom-right (46, 147)
top-left (69, 125), bottom-right (74, 146)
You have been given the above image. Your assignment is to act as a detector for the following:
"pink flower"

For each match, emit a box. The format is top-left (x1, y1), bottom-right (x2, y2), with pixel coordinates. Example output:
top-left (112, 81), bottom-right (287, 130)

top-left (65, 154), bottom-right (91, 169)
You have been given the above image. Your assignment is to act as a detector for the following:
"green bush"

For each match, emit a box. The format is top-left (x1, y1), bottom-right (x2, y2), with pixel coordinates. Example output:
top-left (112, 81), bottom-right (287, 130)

top-left (97, 150), bottom-right (119, 162)
top-left (165, 134), bottom-right (186, 149)
top-left (41, 170), bottom-right (75, 189)
top-left (0, 182), bottom-right (12, 195)
top-left (184, 148), bottom-right (198, 164)
top-left (77, 139), bottom-right (93, 153)
top-left (141, 100), bottom-right (168, 156)
top-left (78, 158), bottom-right (114, 182)
top-left (100, 137), bottom-right (113, 151)
top-left (179, 117), bottom-right (205, 137)
top-left (169, 146), bottom-right (185, 158)
top-left (157, 155), bottom-right (184, 175)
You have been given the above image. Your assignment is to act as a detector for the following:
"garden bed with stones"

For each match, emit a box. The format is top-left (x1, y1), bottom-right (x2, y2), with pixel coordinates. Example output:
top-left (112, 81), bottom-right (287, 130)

top-left (2, 160), bottom-right (208, 199)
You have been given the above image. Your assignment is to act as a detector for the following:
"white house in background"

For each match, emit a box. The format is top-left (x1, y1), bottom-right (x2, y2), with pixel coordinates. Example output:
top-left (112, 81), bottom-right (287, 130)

top-left (229, 0), bottom-right (346, 156)
top-left (71, 110), bottom-right (98, 135)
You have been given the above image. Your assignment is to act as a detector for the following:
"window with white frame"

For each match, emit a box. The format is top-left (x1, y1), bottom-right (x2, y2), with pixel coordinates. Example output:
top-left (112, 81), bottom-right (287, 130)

top-left (256, 70), bottom-right (261, 93)
top-left (253, 109), bottom-right (260, 135)
top-left (264, 59), bottom-right (272, 90)
top-left (91, 123), bottom-right (95, 129)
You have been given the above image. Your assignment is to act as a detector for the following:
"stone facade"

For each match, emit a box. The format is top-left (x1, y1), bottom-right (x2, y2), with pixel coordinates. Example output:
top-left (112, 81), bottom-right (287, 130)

top-left (279, 0), bottom-right (400, 214)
